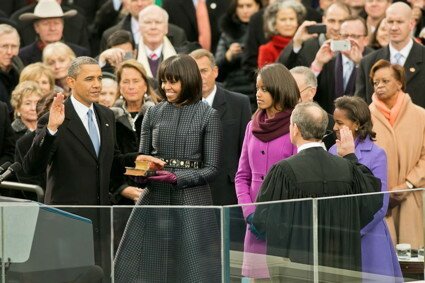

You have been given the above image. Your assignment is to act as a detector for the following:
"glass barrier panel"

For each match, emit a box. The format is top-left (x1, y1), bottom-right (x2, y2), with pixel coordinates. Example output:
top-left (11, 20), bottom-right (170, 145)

top-left (224, 198), bottom-right (315, 282)
top-left (112, 205), bottom-right (223, 282)
top-left (315, 189), bottom-right (425, 283)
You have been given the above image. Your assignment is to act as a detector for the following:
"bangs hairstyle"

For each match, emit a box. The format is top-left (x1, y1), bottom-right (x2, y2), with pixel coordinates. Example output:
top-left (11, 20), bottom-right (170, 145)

top-left (158, 55), bottom-right (202, 105)
top-left (257, 63), bottom-right (300, 111)
top-left (334, 96), bottom-right (376, 141)
top-left (369, 59), bottom-right (406, 91)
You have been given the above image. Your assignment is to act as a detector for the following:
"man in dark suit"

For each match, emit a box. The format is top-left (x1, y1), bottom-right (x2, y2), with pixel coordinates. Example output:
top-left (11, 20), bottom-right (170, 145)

top-left (356, 2), bottom-right (425, 108)
top-left (251, 102), bottom-right (382, 274)
top-left (11, 0), bottom-right (90, 51)
top-left (310, 16), bottom-right (372, 113)
top-left (290, 66), bottom-right (336, 149)
top-left (24, 56), bottom-right (137, 205)
top-left (17, 0), bottom-right (90, 66)
top-left (0, 24), bottom-right (23, 113)
top-left (100, 0), bottom-right (187, 52)
top-left (191, 49), bottom-right (251, 205)
top-left (23, 57), bottom-right (139, 280)
top-left (278, 2), bottom-right (351, 69)
top-left (162, 0), bottom-right (229, 53)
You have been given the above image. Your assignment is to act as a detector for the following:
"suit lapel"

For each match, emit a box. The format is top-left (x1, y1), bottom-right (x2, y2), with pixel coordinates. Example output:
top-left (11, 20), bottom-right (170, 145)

top-left (404, 42), bottom-right (422, 84)
top-left (212, 86), bottom-right (226, 119)
top-left (334, 53), bottom-right (344, 98)
top-left (64, 99), bottom-right (98, 159)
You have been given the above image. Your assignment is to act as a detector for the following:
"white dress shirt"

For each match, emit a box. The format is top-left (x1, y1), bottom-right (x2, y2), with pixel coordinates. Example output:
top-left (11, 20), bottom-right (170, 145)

top-left (202, 85), bottom-right (217, 106)
top-left (389, 38), bottom-right (413, 66)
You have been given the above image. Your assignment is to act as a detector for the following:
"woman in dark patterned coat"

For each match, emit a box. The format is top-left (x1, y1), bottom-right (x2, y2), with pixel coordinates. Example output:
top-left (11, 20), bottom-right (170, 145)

top-left (114, 54), bottom-right (223, 282)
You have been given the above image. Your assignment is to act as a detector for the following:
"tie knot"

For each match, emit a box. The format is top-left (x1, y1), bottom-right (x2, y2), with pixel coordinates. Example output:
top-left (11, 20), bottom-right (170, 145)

top-left (87, 109), bottom-right (93, 118)
top-left (150, 53), bottom-right (158, 60)
top-left (394, 53), bottom-right (403, 65)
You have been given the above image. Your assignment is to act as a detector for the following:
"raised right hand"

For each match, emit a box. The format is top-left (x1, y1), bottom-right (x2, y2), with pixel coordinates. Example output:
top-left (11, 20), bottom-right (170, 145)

top-left (313, 40), bottom-right (334, 68)
top-left (293, 21), bottom-right (318, 49)
top-left (47, 93), bottom-right (65, 132)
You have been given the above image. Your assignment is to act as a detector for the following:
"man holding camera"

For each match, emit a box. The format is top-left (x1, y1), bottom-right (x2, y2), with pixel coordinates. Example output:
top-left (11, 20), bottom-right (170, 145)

top-left (277, 2), bottom-right (351, 70)
top-left (310, 16), bottom-right (372, 113)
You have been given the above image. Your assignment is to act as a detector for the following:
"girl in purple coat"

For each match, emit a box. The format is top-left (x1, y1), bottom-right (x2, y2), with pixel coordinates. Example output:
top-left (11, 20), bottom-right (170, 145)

top-left (235, 63), bottom-right (299, 279)
top-left (329, 96), bottom-right (402, 281)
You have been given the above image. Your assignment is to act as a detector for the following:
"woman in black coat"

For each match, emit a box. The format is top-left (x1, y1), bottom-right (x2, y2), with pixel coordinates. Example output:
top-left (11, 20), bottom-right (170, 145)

top-left (215, 0), bottom-right (261, 102)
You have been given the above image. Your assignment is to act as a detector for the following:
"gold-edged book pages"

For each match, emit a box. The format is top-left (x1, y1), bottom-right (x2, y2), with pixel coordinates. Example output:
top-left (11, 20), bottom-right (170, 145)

top-left (124, 160), bottom-right (163, 176)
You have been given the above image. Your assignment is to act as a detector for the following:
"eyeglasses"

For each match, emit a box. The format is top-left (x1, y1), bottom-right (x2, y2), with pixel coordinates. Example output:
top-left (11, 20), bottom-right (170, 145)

top-left (0, 44), bottom-right (19, 52)
top-left (299, 86), bottom-right (313, 93)
top-left (339, 34), bottom-right (366, 40)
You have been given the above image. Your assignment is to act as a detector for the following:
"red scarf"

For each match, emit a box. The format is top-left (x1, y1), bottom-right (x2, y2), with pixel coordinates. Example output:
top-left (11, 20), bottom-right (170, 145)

top-left (252, 109), bottom-right (293, 142)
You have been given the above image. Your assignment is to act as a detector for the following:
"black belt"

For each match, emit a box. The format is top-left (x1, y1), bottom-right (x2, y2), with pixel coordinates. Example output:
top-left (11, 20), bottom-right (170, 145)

top-left (161, 158), bottom-right (203, 169)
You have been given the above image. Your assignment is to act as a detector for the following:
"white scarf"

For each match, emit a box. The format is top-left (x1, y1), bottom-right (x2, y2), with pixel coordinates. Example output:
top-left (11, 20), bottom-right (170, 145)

top-left (137, 36), bottom-right (177, 78)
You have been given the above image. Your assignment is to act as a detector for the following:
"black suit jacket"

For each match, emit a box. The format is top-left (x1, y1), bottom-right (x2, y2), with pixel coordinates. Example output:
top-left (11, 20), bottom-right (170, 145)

top-left (356, 41), bottom-right (425, 107)
top-left (10, 4), bottom-right (90, 51)
top-left (0, 101), bottom-right (15, 165)
top-left (19, 41), bottom-right (90, 66)
top-left (209, 85), bottom-right (251, 205)
top-left (162, 0), bottom-right (229, 53)
top-left (278, 37), bottom-right (322, 69)
top-left (316, 48), bottom-right (373, 113)
top-left (99, 14), bottom-right (188, 52)
top-left (23, 98), bottom-right (136, 205)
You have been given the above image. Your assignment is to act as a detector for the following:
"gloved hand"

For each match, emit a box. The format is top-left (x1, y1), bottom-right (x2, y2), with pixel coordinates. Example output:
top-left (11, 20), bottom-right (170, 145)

top-left (246, 213), bottom-right (265, 240)
top-left (129, 175), bottom-right (148, 185)
top-left (147, 170), bottom-right (177, 184)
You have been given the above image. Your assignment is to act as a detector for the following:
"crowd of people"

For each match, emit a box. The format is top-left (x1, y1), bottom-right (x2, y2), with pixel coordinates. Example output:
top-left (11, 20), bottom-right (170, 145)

top-left (0, 0), bottom-right (425, 282)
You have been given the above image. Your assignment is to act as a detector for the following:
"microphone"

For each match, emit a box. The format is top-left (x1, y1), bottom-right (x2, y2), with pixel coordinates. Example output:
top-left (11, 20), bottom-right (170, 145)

top-left (0, 161), bottom-right (12, 174)
top-left (0, 162), bottom-right (22, 183)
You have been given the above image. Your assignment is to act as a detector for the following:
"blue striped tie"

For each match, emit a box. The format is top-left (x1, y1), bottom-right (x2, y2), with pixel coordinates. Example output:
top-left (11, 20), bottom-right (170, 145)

top-left (87, 109), bottom-right (100, 156)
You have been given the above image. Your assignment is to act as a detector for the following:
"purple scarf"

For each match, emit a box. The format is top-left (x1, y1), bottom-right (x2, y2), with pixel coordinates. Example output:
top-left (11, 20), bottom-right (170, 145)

top-left (252, 109), bottom-right (293, 142)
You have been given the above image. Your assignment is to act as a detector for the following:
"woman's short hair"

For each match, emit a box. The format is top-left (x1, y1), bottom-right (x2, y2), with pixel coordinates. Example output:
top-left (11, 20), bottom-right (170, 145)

top-left (264, 0), bottom-right (306, 38)
top-left (19, 62), bottom-right (55, 92)
top-left (369, 59), bottom-right (406, 91)
top-left (42, 42), bottom-right (76, 63)
top-left (10, 81), bottom-right (44, 118)
top-left (157, 54), bottom-right (202, 105)
top-left (257, 63), bottom-right (300, 111)
top-left (115, 59), bottom-right (158, 103)
top-left (334, 96), bottom-right (376, 141)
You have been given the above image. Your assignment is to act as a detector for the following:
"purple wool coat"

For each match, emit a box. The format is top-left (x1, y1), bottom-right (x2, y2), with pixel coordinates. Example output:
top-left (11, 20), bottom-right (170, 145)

top-left (235, 121), bottom-right (297, 278)
top-left (330, 136), bottom-right (402, 280)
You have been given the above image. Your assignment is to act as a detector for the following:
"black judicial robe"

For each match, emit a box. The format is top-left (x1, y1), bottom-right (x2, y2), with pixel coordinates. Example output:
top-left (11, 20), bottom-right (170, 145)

top-left (253, 147), bottom-right (382, 273)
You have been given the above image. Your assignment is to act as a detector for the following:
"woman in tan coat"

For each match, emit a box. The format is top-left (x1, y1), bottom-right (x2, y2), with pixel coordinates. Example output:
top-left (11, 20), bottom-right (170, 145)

top-left (369, 59), bottom-right (425, 249)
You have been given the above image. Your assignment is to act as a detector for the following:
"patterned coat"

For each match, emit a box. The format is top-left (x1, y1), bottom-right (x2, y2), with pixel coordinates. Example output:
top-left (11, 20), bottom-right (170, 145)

top-left (114, 101), bottom-right (223, 282)
top-left (235, 121), bottom-right (297, 278)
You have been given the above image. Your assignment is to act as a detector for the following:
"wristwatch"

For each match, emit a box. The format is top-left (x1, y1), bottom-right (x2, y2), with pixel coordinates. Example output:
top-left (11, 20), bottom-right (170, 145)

top-left (406, 181), bottom-right (414, 189)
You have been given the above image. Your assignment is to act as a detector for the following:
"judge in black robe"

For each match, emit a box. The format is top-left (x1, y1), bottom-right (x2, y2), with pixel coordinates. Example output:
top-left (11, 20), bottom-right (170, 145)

top-left (251, 102), bottom-right (382, 275)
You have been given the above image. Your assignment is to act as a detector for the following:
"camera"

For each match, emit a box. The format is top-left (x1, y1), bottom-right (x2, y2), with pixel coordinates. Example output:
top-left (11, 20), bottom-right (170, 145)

top-left (306, 24), bottom-right (327, 35)
top-left (330, 40), bottom-right (351, 52)
top-left (123, 51), bottom-right (134, 60)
